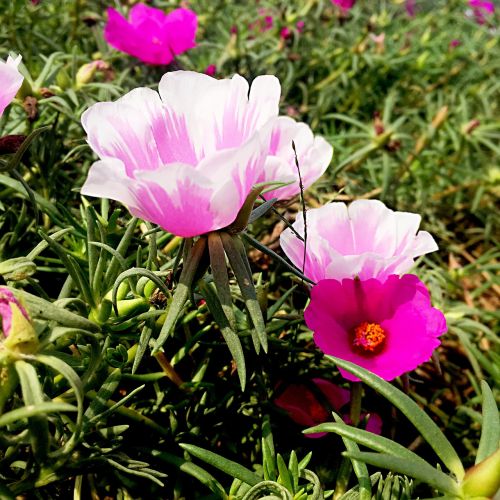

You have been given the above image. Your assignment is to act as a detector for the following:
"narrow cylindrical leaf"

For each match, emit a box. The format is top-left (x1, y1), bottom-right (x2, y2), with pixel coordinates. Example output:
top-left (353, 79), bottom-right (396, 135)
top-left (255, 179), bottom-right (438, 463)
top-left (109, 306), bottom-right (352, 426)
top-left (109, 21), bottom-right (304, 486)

top-left (343, 452), bottom-right (460, 496)
top-left (208, 232), bottom-right (236, 330)
top-left (180, 443), bottom-right (260, 487)
top-left (198, 280), bottom-right (246, 391)
top-left (153, 237), bottom-right (207, 353)
top-left (220, 232), bottom-right (267, 353)
top-left (476, 380), bottom-right (500, 464)
top-left (327, 356), bottom-right (465, 480)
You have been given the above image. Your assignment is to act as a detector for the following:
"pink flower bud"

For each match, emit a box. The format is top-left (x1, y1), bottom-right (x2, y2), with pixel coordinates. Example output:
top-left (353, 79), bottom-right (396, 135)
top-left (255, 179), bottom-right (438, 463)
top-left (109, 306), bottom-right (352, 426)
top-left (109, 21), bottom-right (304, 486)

top-left (204, 64), bottom-right (216, 77)
top-left (0, 287), bottom-right (29, 338)
top-left (0, 287), bottom-right (38, 354)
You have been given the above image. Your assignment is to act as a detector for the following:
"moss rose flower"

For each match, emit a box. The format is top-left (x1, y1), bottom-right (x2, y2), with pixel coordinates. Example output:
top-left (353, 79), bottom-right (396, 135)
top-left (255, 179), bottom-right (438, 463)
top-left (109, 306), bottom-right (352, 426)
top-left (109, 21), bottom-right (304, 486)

top-left (304, 275), bottom-right (447, 381)
top-left (280, 200), bottom-right (438, 282)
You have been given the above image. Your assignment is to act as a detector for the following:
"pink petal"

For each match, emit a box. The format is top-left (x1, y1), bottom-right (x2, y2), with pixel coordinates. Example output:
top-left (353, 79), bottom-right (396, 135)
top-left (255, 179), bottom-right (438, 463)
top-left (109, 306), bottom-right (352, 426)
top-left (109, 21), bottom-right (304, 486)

top-left (104, 4), bottom-right (197, 65)
top-left (260, 117), bottom-right (333, 200)
top-left (163, 8), bottom-right (198, 56)
top-left (0, 55), bottom-right (23, 118)
top-left (159, 71), bottom-right (279, 156)
top-left (312, 378), bottom-right (350, 410)
top-left (82, 88), bottom-right (167, 176)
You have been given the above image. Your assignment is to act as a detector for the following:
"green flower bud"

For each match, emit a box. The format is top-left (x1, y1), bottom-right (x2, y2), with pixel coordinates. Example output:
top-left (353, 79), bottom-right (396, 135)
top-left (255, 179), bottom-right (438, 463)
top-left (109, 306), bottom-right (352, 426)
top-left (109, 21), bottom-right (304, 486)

top-left (0, 257), bottom-right (36, 281)
top-left (461, 449), bottom-right (500, 499)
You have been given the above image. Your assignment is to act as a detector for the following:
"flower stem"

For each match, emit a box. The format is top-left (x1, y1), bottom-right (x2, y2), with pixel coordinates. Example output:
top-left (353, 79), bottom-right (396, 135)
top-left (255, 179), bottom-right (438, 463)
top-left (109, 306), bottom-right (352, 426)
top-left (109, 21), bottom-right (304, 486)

top-left (154, 351), bottom-right (184, 389)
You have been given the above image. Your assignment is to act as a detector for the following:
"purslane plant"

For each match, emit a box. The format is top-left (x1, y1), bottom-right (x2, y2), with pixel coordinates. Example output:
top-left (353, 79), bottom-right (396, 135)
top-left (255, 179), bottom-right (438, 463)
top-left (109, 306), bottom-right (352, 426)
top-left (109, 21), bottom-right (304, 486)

top-left (305, 357), bottom-right (500, 500)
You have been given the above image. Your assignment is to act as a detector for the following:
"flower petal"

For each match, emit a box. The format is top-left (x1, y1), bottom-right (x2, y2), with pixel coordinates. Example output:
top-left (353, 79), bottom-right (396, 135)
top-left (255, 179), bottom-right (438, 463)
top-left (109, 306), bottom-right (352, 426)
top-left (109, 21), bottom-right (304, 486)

top-left (261, 117), bottom-right (333, 200)
top-left (0, 55), bottom-right (23, 118)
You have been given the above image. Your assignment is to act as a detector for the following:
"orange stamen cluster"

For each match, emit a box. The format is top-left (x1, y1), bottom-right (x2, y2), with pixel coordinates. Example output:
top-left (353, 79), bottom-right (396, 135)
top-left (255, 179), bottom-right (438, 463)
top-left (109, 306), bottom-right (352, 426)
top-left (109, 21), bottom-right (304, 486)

top-left (352, 321), bottom-right (386, 354)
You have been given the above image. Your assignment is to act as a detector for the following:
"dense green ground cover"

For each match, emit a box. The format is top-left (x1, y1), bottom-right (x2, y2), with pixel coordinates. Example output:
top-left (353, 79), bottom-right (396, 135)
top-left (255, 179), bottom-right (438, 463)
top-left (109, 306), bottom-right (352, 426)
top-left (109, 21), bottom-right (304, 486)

top-left (0, 0), bottom-right (498, 498)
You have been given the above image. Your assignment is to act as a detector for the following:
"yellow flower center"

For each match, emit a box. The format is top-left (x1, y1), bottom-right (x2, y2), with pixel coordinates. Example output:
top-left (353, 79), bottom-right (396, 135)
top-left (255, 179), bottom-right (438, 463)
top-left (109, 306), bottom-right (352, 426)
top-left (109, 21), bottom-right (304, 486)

top-left (352, 321), bottom-right (386, 354)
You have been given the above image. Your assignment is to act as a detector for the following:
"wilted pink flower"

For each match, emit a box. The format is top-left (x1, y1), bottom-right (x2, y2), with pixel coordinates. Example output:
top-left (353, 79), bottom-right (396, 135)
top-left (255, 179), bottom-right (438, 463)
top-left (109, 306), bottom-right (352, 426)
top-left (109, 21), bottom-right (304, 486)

top-left (331, 0), bottom-right (356, 11)
top-left (280, 200), bottom-right (437, 282)
top-left (405, 0), bottom-right (416, 17)
top-left (275, 378), bottom-right (382, 437)
top-left (0, 55), bottom-right (23, 119)
top-left (0, 287), bottom-right (30, 338)
top-left (304, 275), bottom-right (446, 381)
top-left (204, 64), bottom-right (216, 77)
top-left (81, 71), bottom-right (280, 237)
top-left (104, 4), bottom-right (197, 65)
top-left (258, 117), bottom-right (333, 200)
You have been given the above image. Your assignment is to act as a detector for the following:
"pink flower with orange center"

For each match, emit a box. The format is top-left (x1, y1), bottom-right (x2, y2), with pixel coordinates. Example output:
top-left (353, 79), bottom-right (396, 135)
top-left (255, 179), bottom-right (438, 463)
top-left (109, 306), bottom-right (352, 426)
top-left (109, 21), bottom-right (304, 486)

top-left (304, 275), bottom-right (447, 381)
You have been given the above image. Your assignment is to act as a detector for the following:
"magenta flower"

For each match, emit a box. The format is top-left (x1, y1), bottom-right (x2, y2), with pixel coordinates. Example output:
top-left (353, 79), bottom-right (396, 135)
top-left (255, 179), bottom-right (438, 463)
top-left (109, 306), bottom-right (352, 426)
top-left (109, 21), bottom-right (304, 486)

top-left (258, 117), bottom-right (333, 200)
top-left (296, 20), bottom-right (305, 33)
top-left (0, 287), bottom-right (30, 338)
top-left (469, 0), bottom-right (495, 24)
top-left (280, 27), bottom-right (292, 40)
top-left (304, 275), bottom-right (446, 381)
top-left (204, 64), bottom-right (216, 77)
top-left (81, 71), bottom-right (280, 237)
top-left (275, 378), bottom-right (382, 438)
top-left (0, 55), bottom-right (23, 119)
top-left (264, 15), bottom-right (274, 31)
top-left (405, 0), bottom-right (416, 17)
top-left (331, 0), bottom-right (356, 11)
top-left (280, 200), bottom-right (437, 282)
top-left (104, 4), bottom-right (197, 65)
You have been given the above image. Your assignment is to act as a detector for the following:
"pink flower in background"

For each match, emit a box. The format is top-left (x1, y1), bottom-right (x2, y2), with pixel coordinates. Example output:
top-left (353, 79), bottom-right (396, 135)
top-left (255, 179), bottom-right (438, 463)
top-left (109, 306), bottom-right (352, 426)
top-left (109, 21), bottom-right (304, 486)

top-left (204, 64), bottom-right (216, 77)
top-left (450, 39), bottom-right (461, 48)
top-left (280, 27), bottom-right (292, 40)
top-left (104, 4), bottom-right (197, 65)
top-left (263, 15), bottom-right (274, 31)
top-left (280, 200), bottom-right (437, 283)
top-left (296, 20), bottom-right (305, 33)
top-left (304, 275), bottom-right (446, 381)
top-left (469, 0), bottom-right (495, 24)
top-left (0, 55), bottom-right (23, 119)
top-left (81, 71), bottom-right (280, 237)
top-left (0, 287), bottom-right (30, 338)
top-left (331, 0), bottom-right (356, 11)
top-left (258, 117), bottom-right (333, 200)
top-left (405, 0), bottom-right (416, 17)
top-left (275, 378), bottom-right (382, 438)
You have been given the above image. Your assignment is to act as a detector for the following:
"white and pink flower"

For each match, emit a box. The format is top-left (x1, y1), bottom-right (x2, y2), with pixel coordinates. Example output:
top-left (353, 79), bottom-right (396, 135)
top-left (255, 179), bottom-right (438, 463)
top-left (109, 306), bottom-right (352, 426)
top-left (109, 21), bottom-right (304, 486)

top-left (0, 55), bottom-right (23, 119)
top-left (280, 200), bottom-right (438, 282)
top-left (81, 71), bottom-right (332, 236)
